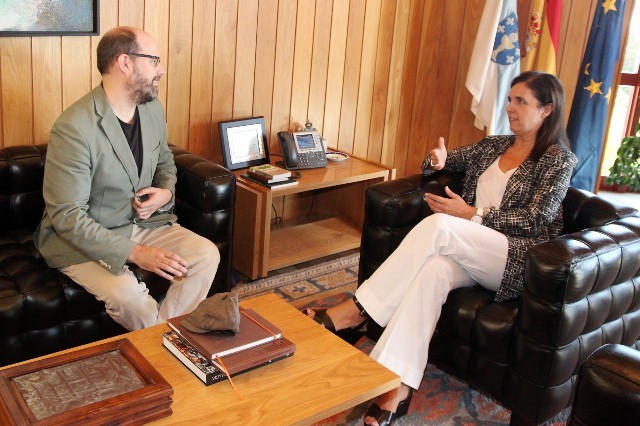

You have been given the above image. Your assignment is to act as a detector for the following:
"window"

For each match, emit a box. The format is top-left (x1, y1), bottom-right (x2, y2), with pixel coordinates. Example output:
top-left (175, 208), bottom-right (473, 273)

top-left (601, 2), bottom-right (640, 181)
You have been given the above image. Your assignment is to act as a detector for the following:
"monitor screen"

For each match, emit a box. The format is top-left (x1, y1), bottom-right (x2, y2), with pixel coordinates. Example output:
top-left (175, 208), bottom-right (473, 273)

top-left (295, 133), bottom-right (316, 150)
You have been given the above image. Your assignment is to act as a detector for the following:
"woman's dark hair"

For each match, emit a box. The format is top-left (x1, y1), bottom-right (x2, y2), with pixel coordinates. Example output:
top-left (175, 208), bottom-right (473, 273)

top-left (510, 71), bottom-right (570, 161)
top-left (96, 27), bottom-right (139, 75)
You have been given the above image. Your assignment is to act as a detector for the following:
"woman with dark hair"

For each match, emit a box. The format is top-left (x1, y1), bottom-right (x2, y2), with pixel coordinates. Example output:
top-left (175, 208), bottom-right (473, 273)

top-left (304, 71), bottom-right (578, 426)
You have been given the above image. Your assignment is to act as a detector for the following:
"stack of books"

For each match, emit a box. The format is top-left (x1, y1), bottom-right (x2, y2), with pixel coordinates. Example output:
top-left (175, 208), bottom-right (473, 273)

top-left (241, 164), bottom-right (299, 189)
top-left (163, 308), bottom-right (295, 386)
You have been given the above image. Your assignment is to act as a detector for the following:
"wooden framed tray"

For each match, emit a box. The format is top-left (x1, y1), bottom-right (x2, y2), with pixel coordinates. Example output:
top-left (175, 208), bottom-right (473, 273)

top-left (0, 338), bottom-right (173, 425)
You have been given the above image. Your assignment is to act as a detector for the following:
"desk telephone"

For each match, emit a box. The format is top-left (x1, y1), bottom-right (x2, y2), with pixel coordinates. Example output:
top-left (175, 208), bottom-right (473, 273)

top-left (277, 129), bottom-right (327, 170)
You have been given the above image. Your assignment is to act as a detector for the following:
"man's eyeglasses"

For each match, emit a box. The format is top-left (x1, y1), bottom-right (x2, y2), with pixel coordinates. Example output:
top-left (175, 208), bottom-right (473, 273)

top-left (126, 52), bottom-right (161, 67)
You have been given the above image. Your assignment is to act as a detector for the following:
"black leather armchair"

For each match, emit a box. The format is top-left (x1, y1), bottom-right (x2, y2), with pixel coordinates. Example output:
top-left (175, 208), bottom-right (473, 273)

top-left (0, 144), bottom-right (235, 367)
top-left (358, 171), bottom-right (640, 425)
top-left (568, 344), bottom-right (640, 425)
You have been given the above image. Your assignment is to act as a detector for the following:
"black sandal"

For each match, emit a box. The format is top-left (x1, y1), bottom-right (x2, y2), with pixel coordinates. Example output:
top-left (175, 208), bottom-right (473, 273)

top-left (363, 388), bottom-right (414, 426)
top-left (304, 296), bottom-right (369, 344)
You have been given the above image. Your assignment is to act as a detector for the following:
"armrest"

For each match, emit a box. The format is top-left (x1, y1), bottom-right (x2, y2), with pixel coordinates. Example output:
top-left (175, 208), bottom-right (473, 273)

top-left (170, 146), bottom-right (236, 242)
top-left (562, 186), bottom-right (639, 234)
top-left (169, 146), bottom-right (236, 294)
top-left (358, 171), bottom-right (464, 283)
top-left (509, 215), bottom-right (640, 384)
top-left (569, 344), bottom-right (640, 425)
top-left (363, 171), bottom-right (465, 230)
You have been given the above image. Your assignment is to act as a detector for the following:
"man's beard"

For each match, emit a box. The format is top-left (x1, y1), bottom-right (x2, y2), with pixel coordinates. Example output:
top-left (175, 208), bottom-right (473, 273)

top-left (128, 68), bottom-right (159, 104)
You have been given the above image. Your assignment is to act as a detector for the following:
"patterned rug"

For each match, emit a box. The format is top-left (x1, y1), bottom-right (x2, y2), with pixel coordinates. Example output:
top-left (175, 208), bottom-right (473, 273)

top-left (234, 253), bottom-right (570, 425)
top-left (235, 252), bottom-right (360, 308)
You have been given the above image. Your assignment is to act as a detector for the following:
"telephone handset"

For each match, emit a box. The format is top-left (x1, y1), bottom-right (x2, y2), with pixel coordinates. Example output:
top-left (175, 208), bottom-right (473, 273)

top-left (277, 130), bottom-right (328, 170)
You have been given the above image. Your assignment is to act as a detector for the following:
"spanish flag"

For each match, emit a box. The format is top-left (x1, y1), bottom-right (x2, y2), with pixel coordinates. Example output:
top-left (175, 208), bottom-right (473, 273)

top-left (522, 0), bottom-right (562, 74)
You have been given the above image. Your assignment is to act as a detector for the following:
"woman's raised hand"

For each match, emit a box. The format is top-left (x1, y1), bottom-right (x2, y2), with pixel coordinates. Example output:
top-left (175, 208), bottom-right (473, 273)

top-left (429, 137), bottom-right (447, 170)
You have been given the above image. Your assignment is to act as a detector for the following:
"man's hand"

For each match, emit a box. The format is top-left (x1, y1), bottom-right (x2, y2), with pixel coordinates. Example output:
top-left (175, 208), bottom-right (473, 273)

top-left (128, 244), bottom-right (188, 281)
top-left (424, 186), bottom-right (476, 219)
top-left (133, 187), bottom-right (172, 219)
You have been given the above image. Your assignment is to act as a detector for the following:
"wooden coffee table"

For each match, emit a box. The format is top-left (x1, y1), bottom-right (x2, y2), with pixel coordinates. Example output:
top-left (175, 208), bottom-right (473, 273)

top-left (3, 294), bottom-right (399, 425)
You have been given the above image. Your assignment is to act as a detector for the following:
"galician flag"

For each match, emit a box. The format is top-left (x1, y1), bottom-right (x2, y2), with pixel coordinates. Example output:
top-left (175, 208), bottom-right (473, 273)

top-left (568, 0), bottom-right (626, 192)
top-left (522, 0), bottom-right (562, 74)
top-left (466, 0), bottom-right (520, 135)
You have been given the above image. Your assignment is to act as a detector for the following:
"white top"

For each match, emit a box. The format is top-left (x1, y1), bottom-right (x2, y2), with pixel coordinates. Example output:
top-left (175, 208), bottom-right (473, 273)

top-left (475, 157), bottom-right (516, 209)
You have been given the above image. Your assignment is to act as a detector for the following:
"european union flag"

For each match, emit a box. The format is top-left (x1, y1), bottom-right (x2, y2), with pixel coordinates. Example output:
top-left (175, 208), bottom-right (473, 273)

top-left (568, 0), bottom-right (627, 192)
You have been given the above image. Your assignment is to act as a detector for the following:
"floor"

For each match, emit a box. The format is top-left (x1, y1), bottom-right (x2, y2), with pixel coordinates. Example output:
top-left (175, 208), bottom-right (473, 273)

top-left (232, 248), bottom-right (360, 285)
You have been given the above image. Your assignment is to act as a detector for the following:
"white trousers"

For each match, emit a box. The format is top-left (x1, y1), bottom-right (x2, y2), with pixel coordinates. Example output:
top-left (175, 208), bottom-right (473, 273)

top-left (355, 213), bottom-right (509, 389)
top-left (61, 224), bottom-right (219, 331)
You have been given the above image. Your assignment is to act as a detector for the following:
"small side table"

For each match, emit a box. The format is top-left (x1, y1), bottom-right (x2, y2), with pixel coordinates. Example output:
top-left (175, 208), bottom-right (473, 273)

top-left (232, 155), bottom-right (394, 279)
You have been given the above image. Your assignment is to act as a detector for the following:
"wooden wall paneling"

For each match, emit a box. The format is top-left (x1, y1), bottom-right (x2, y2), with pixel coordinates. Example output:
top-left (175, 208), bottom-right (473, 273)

top-left (33, 38), bottom-right (63, 146)
top-left (392, 0), bottom-right (424, 177)
top-left (211, 0), bottom-right (239, 164)
top-left (0, 0), bottom-right (620, 172)
top-left (424, 1), bottom-right (464, 159)
top-left (92, 0), bottom-right (119, 88)
top-left (517, 0), bottom-right (532, 52)
top-left (188, 0), bottom-right (216, 159)
top-left (325, 0), bottom-right (353, 150)
top-left (379, 0), bottom-right (410, 167)
top-left (253, 0), bottom-right (278, 143)
top-left (448, 0), bottom-right (486, 150)
top-left (405, 2), bottom-right (445, 174)
top-left (269, 0), bottom-right (298, 152)
top-left (62, 37), bottom-right (92, 110)
top-left (290, 0), bottom-right (317, 130)
top-left (144, 0), bottom-right (170, 108)
top-left (366, 0), bottom-right (396, 163)
top-left (556, 0), bottom-right (572, 75)
top-left (119, 0), bottom-right (145, 28)
top-left (353, 0), bottom-right (382, 158)
top-left (0, 39), bottom-right (33, 146)
top-left (307, 0), bottom-right (333, 139)
top-left (166, 0), bottom-right (194, 150)
top-left (233, 0), bottom-right (259, 119)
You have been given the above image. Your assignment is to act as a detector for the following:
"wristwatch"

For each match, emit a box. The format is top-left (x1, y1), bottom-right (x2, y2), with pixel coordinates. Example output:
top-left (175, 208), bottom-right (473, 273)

top-left (471, 207), bottom-right (484, 224)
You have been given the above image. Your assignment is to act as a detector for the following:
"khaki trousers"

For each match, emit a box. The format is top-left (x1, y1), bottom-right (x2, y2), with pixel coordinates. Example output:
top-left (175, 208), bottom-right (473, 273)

top-left (61, 224), bottom-right (219, 331)
top-left (355, 213), bottom-right (509, 389)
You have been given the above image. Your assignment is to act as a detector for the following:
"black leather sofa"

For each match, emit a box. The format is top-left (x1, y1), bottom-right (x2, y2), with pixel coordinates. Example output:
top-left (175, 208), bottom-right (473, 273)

top-left (568, 343), bottom-right (640, 425)
top-left (0, 144), bottom-right (235, 367)
top-left (358, 171), bottom-right (640, 425)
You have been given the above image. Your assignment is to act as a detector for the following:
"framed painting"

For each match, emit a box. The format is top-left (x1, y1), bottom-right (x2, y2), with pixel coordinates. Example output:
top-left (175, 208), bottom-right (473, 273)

top-left (219, 117), bottom-right (270, 171)
top-left (0, 339), bottom-right (173, 425)
top-left (0, 0), bottom-right (100, 37)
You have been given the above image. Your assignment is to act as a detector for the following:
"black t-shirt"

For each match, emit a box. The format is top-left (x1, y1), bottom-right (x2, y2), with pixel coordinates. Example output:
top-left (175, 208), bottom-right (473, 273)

top-left (118, 108), bottom-right (143, 176)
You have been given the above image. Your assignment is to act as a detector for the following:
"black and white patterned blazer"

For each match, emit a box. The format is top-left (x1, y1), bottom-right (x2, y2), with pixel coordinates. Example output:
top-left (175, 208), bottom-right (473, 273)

top-left (424, 135), bottom-right (578, 301)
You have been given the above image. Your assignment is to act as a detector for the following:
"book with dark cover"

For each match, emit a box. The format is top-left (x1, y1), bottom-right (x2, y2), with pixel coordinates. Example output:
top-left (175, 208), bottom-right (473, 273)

top-left (167, 308), bottom-right (283, 360)
top-left (210, 336), bottom-right (296, 376)
top-left (162, 332), bottom-right (296, 384)
top-left (162, 332), bottom-right (226, 386)
top-left (240, 174), bottom-right (299, 189)
top-left (247, 169), bottom-right (291, 183)
top-left (248, 164), bottom-right (291, 181)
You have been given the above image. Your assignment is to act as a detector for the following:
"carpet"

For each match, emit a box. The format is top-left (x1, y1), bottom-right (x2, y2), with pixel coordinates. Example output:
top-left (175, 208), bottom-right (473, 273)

top-left (236, 252), bottom-right (360, 309)
top-left (234, 253), bottom-right (570, 425)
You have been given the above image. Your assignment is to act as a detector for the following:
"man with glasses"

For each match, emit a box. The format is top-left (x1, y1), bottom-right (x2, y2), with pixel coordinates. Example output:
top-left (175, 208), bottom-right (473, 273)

top-left (34, 26), bottom-right (219, 331)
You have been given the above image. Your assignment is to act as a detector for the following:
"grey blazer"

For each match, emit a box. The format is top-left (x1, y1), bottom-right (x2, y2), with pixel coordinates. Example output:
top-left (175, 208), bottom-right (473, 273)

top-left (425, 135), bottom-right (578, 301)
top-left (34, 85), bottom-right (177, 274)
